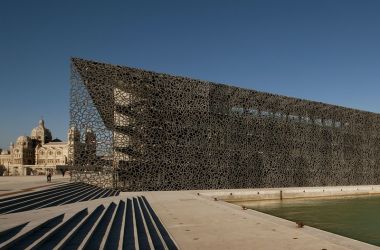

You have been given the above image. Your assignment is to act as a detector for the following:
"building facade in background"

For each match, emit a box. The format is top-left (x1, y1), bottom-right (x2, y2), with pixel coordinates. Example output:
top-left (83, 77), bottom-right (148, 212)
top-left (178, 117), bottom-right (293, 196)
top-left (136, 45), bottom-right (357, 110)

top-left (70, 58), bottom-right (380, 191)
top-left (1, 120), bottom-right (72, 175)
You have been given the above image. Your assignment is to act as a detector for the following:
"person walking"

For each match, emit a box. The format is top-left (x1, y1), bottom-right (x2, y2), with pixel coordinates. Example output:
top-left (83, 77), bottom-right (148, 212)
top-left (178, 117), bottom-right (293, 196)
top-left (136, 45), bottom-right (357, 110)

top-left (47, 172), bottom-right (52, 182)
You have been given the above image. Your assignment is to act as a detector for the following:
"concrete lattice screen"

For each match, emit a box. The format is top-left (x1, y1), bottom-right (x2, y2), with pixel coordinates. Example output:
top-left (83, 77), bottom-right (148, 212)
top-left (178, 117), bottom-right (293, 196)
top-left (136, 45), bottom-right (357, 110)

top-left (70, 64), bottom-right (114, 187)
top-left (70, 58), bottom-right (380, 191)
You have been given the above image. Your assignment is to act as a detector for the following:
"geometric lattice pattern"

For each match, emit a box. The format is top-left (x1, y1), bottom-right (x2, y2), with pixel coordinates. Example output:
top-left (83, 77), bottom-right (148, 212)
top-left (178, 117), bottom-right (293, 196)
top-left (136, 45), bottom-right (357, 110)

top-left (70, 58), bottom-right (380, 191)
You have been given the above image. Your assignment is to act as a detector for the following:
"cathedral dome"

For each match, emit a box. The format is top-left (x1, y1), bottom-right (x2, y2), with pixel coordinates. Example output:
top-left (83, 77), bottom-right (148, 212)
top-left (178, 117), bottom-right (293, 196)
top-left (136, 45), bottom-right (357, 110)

top-left (30, 119), bottom-right (52, 143)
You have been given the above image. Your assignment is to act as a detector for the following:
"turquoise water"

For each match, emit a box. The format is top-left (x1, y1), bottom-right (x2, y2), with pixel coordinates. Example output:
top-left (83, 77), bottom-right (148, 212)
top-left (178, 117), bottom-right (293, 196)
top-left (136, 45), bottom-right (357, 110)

top-left (234, 195), bottom-right (380, 246)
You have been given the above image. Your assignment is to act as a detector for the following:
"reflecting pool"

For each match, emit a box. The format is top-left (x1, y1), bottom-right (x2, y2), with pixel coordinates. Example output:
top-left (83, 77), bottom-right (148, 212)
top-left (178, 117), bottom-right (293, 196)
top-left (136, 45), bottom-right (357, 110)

top-left (233, 195), bottom-right (380, 246)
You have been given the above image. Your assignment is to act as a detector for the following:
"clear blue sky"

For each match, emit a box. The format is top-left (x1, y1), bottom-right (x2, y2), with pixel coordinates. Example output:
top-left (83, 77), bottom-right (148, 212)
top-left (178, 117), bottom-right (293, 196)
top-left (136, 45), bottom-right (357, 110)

top-left (1, 0), bottom-right (380, 149)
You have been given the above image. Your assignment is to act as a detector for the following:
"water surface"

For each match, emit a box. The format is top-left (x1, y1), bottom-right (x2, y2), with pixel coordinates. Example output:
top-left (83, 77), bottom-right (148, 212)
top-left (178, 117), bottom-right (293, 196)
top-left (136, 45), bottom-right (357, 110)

top-left (233, 195), bottom-right (380, 246)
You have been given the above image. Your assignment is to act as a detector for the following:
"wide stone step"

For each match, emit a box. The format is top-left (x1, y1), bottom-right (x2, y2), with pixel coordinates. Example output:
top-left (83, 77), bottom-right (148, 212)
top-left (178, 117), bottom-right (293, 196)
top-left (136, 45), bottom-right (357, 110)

top-left (0, 222), bottom-right (29, 245)
top-left (2, 214), bottom-right (64, 249)
top-left (0, 196), bottom-right (178, 250)
top-left (0, 182), bottom-right (77, 205)
top-left (58, 204), bottom-right (106, 249)
top-left (30, 208), bottom-right (89, 250)
top-left (105, 200), bottom-right (125, 249)
top-left (0, 183), bottom-right (81, 210)
top-left (0, 182), bottom-right (119, 215)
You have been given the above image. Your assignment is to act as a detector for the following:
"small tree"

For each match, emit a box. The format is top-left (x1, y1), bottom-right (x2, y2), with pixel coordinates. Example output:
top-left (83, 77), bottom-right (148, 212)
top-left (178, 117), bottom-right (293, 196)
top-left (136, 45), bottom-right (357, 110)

top-left (0, 165), bottom-right (6, 176)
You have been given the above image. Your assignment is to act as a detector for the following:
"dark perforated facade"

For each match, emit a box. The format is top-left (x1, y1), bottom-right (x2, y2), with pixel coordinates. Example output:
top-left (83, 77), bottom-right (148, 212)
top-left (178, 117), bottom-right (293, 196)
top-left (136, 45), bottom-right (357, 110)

top-left (70, 58), bottom-right (380, 191)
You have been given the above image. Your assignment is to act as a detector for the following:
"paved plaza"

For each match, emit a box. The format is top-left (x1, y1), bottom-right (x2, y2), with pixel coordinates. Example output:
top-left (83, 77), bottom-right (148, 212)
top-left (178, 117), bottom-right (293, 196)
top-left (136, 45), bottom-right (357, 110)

top-left (0, 175), bottom-right (70, 196)
top-left (1, 177), bottom-right (378, 249)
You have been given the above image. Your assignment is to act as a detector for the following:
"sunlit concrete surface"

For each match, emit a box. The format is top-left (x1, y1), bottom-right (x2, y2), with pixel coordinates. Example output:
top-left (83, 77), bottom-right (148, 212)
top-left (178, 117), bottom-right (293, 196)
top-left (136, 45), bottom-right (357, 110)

top-left (0, 176), bottom-right (70, 196)
top-left (134, 189), bottom-right (380, 250)
top-left (1, 179), bottom-right (379, 249)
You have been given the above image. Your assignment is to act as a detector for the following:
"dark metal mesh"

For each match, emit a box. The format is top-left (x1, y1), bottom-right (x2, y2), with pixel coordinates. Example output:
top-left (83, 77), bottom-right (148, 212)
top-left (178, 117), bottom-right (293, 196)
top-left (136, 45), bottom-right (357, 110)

top-left (70, 58), bottom-right (380, 191)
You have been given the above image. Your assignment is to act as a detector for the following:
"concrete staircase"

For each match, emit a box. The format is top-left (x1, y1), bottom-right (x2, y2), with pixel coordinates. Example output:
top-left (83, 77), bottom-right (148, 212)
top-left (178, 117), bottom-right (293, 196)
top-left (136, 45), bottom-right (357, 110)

top-left (0, 182), bottom-right (120, 215)
top-left (0, 195), bottom-right (177, 250)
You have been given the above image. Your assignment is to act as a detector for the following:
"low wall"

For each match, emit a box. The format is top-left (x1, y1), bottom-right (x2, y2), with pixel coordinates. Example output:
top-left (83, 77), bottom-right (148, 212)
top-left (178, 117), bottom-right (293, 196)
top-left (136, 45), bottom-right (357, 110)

top-left (199, 185), bottom-right (380, 201)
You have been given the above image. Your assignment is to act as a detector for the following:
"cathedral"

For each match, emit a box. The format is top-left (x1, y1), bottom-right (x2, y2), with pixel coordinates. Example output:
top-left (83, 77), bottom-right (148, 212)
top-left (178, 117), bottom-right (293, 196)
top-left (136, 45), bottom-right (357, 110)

top-left (0, 120), bottom-right (92, 176)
